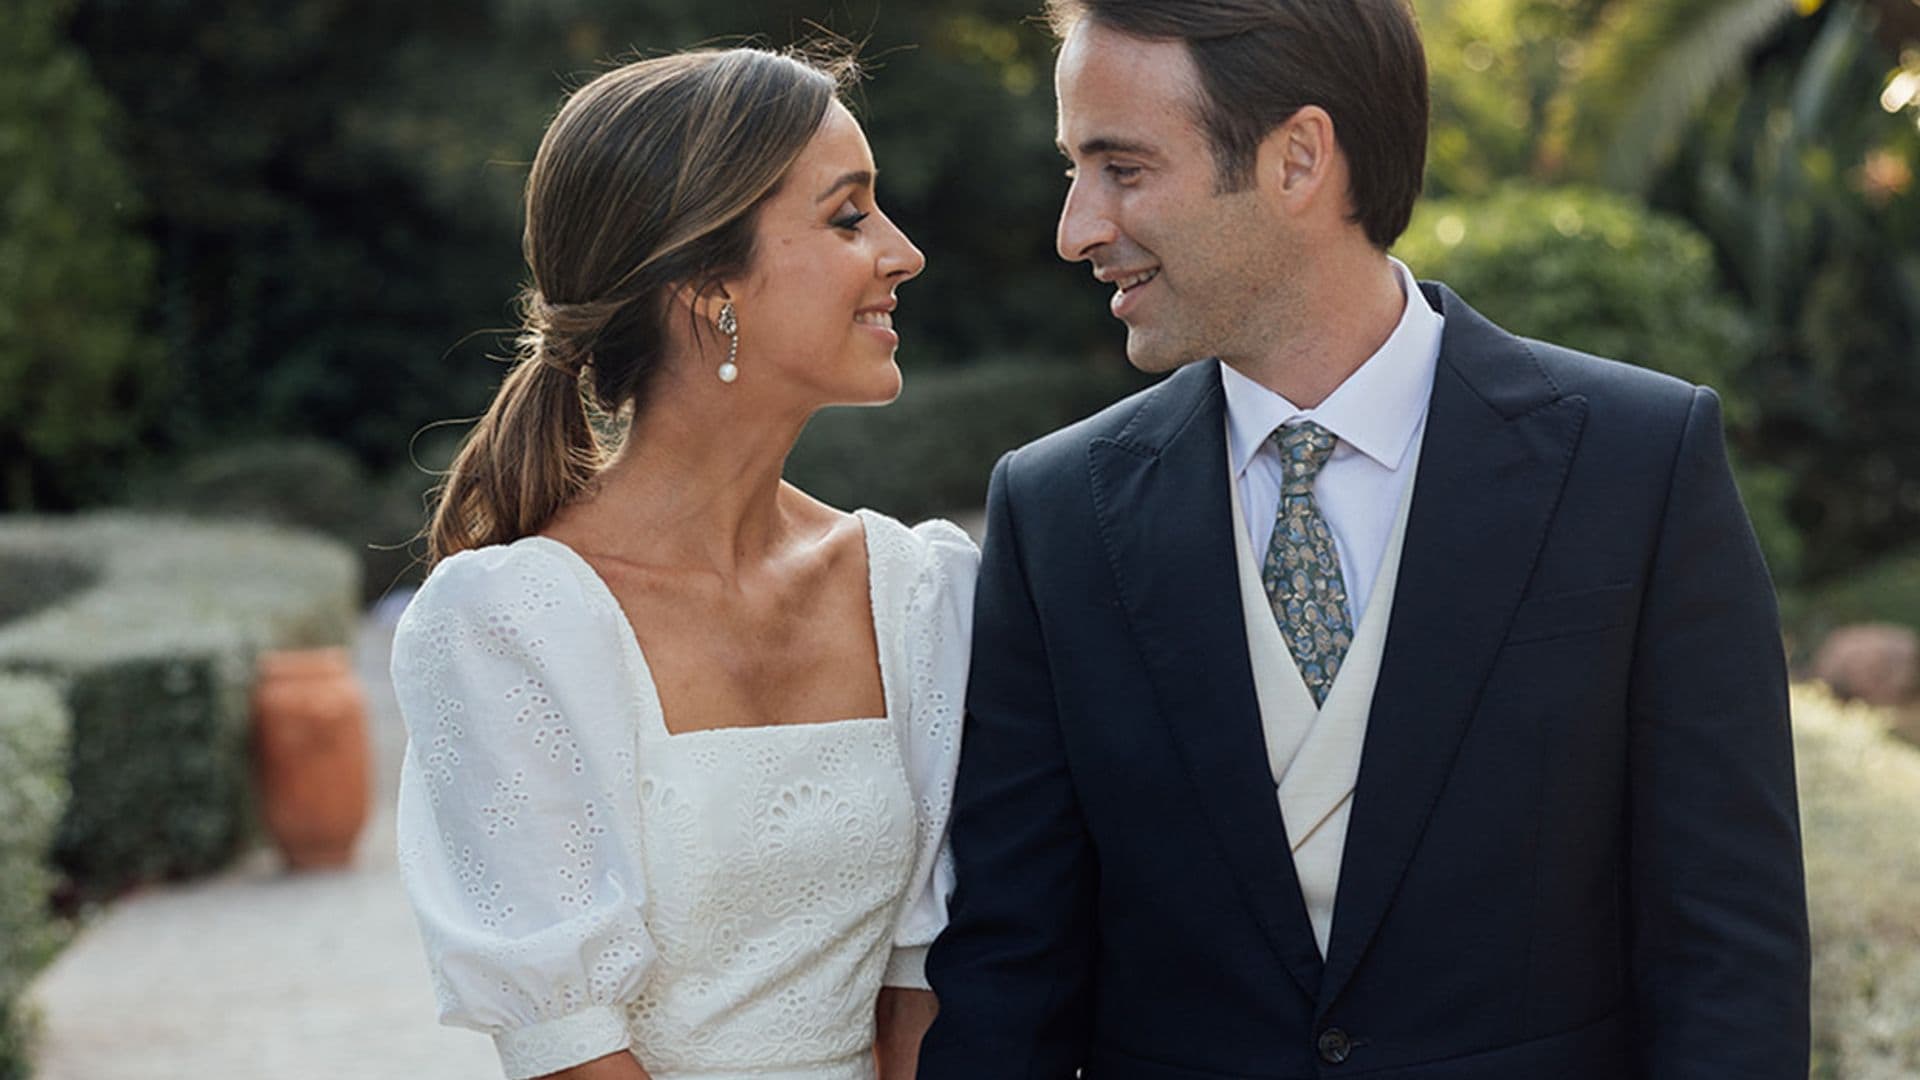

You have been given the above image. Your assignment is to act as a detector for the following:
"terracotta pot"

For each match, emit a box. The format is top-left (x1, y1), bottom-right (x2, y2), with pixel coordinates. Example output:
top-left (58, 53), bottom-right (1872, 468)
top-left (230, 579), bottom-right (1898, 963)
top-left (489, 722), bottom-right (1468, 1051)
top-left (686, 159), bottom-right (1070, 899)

top-left (251, 647), bottom-right (371, 869)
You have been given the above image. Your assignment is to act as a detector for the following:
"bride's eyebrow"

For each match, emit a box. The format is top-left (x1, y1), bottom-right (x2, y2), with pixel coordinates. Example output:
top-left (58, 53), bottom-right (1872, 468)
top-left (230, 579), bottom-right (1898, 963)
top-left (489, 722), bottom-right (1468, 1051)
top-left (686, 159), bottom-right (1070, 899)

top-left (815, 170), bottom-right (876, 204)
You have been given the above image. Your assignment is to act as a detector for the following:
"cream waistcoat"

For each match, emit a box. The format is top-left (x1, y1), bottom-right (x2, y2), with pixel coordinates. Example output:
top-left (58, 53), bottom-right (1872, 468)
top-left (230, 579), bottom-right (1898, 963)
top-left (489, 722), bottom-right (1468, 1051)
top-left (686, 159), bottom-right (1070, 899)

top-left (1227, 442), bottom-right (1419, 957)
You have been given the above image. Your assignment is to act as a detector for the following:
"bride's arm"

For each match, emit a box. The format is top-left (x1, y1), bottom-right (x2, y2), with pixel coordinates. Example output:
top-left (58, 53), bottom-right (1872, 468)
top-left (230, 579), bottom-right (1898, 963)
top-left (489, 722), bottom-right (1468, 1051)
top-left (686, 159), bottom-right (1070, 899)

top-left (875, 988), bottom-right (938, 1080)
top-left (392, 548), bottom-right (659, 1079)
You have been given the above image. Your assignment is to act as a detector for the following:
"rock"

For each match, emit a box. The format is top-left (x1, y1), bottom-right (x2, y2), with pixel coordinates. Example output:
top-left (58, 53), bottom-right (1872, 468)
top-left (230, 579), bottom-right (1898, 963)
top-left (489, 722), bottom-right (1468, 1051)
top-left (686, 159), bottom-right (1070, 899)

top-left (1813, 623), bottom-right (1920, 707)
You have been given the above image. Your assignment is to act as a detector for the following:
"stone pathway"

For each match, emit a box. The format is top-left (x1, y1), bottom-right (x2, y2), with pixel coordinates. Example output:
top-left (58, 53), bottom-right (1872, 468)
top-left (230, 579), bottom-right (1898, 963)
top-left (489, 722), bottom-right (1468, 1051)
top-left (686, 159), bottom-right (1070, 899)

top-left (25, 591), bottom-right (500, 1079)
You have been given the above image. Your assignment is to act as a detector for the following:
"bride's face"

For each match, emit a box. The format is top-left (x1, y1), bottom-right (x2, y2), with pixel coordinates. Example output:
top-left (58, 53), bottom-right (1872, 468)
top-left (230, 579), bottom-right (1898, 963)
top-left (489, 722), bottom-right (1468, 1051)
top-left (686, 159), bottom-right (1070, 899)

top-left (724, 101), bottom-right (925, 408)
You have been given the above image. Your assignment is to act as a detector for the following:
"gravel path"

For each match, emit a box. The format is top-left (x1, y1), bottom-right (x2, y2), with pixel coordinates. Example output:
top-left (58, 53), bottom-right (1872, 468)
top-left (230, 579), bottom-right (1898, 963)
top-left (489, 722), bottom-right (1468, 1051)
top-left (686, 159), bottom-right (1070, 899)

top-left (25, 592), bottom-right (501, 1079)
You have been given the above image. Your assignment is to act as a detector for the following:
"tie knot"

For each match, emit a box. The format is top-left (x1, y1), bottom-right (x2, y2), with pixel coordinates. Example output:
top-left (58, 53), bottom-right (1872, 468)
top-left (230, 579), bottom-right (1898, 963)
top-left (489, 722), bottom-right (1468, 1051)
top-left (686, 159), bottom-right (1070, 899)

top-left (1273, 421), bottom-right (1338, 493)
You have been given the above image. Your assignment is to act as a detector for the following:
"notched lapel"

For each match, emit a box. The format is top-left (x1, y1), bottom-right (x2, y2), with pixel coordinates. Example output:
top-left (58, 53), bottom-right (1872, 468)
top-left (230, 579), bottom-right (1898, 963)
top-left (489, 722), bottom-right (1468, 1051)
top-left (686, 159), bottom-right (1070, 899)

top-left (1087, 362), bottom-right (1325, 999)
top-left (1318, 291), bottom-right (1590, 1010)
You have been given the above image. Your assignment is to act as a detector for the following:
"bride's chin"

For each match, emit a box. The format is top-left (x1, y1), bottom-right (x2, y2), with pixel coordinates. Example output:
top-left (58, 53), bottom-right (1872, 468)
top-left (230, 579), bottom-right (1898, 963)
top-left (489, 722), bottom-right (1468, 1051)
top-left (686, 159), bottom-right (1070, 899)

top-left (843, 361), bottom-right (903, 407)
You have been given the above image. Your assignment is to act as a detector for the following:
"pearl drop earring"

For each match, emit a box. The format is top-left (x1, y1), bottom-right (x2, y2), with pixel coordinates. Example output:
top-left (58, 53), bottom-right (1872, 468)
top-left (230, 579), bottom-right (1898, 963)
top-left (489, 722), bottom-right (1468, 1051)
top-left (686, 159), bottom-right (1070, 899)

top-left (716, 302), bottom-right (739, 384)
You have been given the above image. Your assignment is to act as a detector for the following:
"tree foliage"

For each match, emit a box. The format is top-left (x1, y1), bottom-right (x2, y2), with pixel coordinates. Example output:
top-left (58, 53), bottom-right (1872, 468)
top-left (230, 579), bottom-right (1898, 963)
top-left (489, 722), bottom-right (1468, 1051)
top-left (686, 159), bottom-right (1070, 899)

top-left (62, 0), bottom-right (1109, 481)
top-left (1654, 2), bottom-right (1920, 578)
top-left (1394, 184), bottom-right (1803, 579)
top-left (0, 0), bottom-right (159, 510)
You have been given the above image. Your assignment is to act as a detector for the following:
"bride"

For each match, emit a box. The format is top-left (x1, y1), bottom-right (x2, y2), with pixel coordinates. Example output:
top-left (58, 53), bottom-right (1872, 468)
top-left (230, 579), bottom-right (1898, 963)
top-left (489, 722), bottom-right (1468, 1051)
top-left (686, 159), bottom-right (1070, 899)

top-left (391, 47), bottom-right (975, 1080)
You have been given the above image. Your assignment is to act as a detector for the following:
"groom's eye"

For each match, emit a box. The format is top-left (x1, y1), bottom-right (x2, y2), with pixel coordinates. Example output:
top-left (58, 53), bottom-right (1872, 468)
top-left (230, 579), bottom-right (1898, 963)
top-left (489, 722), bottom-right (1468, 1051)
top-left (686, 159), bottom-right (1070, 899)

top-left (1105, 164), bottom-right (1142, 182)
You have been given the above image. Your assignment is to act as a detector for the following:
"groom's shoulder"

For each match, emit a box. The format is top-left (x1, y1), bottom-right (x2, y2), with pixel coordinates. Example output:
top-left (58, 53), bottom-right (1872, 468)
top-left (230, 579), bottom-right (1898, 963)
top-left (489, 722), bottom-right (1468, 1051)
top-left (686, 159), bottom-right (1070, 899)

top-left (1431, 280), bottom-right (1703, 422)
top-left (1519, 335), bottom-right (1705, 434)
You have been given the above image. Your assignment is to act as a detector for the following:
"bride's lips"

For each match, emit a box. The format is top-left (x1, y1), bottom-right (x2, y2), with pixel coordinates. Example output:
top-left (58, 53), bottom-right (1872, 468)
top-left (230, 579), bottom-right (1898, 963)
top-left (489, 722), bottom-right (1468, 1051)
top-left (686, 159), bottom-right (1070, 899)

top-left (855, 299), bottom-right (899, 346)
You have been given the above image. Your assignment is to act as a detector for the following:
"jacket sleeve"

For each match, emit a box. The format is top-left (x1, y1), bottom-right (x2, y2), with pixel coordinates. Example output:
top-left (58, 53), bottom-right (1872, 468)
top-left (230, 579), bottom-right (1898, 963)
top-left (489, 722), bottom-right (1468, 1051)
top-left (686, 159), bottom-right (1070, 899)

top-left (1626, 386), bottom-right (1810, 1077)
top-left (920, 453), bottom-right (1098, 1079)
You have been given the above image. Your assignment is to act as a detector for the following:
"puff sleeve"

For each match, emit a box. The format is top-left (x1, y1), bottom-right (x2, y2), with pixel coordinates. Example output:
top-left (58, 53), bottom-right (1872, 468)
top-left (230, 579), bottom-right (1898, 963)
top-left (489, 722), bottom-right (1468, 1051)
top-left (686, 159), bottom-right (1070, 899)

top-left (882, 519), bottom-right (981, 989)
top-left (391, 543), bottom-right (657, 1079)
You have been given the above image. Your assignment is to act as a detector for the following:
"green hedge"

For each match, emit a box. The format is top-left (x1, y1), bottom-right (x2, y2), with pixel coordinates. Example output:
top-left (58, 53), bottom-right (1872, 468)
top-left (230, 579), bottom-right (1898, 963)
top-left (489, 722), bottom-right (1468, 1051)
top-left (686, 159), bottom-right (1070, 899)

top-left (1392, 185), bottom-right (1802, 583)
top-left (0, 553), bottom-right (94, 629)
top-left (0, 515), bottom-right (359, 899)
top-left (133, 439), bottom-right (433, 605)
top-left (786, 360), bottom-right (1149, 522)
top-left (0, 674), bottom-right (71, 1080)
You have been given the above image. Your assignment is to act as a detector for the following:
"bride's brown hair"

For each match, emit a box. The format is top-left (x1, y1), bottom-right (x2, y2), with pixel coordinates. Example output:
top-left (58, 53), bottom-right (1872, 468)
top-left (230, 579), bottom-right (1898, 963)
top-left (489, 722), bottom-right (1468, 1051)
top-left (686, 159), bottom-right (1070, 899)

top-left (427, 48), bottom-right (852, 564)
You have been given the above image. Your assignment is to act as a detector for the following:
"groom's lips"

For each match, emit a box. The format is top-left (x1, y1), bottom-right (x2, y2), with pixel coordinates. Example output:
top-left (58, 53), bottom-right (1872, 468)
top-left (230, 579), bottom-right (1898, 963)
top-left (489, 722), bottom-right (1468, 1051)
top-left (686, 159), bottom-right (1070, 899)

top-left (1098, 266), bottom-right (1161, 320)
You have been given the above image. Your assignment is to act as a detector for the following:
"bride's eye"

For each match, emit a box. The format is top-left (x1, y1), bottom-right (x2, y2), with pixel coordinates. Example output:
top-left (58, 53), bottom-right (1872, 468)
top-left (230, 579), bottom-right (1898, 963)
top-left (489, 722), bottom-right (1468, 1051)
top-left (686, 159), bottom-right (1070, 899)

top-left (831, 209), bottom-right (871, 232)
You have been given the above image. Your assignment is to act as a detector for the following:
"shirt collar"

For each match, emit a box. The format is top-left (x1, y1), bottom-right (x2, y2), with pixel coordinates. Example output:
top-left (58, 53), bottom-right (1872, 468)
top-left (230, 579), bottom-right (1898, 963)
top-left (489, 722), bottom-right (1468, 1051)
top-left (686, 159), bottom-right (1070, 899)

top-left (1221, 256), bottom-right (1443, 477)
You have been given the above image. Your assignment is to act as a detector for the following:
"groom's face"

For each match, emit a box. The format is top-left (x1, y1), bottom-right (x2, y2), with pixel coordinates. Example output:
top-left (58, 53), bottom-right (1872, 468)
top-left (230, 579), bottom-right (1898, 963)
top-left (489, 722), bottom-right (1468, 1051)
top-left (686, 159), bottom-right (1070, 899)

top-left (1054, 19), bottom-right (1291, 373)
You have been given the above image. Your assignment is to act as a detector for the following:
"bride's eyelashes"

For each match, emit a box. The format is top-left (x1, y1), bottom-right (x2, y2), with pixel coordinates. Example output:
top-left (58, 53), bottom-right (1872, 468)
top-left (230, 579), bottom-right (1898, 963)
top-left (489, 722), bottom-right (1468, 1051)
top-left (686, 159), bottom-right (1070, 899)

top-left (831, 210), bottom-right (872, 232)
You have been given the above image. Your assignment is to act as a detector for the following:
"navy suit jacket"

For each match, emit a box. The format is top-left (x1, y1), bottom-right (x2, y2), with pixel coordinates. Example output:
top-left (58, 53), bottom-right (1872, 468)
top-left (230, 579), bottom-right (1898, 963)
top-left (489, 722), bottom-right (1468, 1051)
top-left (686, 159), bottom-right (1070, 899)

top-left (920, 284), bottom-right (1810, 1079)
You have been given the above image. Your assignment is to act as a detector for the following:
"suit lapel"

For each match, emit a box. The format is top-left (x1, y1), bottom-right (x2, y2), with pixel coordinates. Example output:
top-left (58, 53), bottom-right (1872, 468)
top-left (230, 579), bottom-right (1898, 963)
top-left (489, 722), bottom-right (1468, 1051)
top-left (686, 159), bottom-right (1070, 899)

top-left (1317, 285), bottom-right (1589, 1010)
top-left (1087, 361), bottom-right (1326, 1000)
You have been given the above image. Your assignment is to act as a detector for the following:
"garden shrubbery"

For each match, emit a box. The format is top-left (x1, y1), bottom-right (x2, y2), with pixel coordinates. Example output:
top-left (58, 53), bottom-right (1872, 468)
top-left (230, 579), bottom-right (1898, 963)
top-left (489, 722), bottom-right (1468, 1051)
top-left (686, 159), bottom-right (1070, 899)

top-left (1392, 185), bottom-right (1802, 582)
top-left (0, 675), bottom-right (71, 1080)
top-left (0, 516), bottom-right (359, 900)
top-left (1394, 185), bottom-right (1752, 394)
top-left (786, 359), bottom-right (1148, 522)
top-left (133, 440), bottom-right (433, 605)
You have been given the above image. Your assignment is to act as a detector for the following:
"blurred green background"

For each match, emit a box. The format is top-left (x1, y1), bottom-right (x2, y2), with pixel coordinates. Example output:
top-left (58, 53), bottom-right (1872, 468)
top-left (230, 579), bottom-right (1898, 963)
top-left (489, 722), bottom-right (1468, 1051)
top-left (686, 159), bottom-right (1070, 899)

top-left (3, 1), bottom-right (1919, 1075)
top-left (3, 0), bottom-right (1918, 627)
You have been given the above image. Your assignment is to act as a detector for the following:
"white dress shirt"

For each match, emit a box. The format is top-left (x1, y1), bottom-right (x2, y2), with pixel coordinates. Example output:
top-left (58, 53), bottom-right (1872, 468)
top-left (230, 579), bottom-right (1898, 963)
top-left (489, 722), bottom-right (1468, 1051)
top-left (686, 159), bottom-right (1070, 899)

top-left (1221, 257), bottom-right (1445, 620)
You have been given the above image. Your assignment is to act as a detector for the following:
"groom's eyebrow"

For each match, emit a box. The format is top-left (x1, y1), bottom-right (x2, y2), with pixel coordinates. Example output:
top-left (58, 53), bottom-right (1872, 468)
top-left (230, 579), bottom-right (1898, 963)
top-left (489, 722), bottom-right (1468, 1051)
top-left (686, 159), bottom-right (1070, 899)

top-left (815, 170), bottom-right (875, 203)
top-left (1057, 136), bottom-right (1158, 160)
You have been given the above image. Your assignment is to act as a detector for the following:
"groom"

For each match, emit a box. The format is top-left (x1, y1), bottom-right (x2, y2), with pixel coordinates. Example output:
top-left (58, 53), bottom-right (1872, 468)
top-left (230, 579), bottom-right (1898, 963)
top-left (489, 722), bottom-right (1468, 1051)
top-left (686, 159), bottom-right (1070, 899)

top-left (919, 1), bottom-right (1810, 1077)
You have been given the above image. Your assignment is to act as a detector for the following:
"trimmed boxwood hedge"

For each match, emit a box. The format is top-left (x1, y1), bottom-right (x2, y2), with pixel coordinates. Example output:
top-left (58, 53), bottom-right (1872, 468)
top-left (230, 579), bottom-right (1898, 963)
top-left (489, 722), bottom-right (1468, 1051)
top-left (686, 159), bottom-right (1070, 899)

top-left (0, 674), bottom-right (71, 1080)
top-left (0, 515), bottom-right (359, 900)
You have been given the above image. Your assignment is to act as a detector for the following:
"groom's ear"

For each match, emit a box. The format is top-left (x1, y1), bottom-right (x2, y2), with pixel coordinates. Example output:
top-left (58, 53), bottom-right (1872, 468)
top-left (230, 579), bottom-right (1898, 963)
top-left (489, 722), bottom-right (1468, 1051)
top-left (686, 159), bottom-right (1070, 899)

top-left (1260, 106), bottom-right (1338, 213)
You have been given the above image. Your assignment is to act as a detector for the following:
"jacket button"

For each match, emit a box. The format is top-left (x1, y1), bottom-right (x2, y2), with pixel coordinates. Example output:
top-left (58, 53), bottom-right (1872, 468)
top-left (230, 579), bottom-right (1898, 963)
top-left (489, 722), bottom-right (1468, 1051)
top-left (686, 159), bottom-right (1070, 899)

top-left (1317, 1027), bottom-right (1353, 1064)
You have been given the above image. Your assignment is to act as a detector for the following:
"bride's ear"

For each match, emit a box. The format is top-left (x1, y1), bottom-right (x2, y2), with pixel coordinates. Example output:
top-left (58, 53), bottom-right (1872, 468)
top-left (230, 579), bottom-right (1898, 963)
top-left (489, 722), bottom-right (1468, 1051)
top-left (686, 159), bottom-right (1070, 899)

top-left (673, 281), bottom-right (736, 333)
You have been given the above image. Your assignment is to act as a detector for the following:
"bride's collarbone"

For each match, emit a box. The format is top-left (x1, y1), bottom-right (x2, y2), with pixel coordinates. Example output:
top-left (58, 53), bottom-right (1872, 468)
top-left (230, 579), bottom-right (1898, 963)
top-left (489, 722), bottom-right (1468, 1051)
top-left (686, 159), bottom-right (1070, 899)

top-left (602, 566), bottom-right (887, 736)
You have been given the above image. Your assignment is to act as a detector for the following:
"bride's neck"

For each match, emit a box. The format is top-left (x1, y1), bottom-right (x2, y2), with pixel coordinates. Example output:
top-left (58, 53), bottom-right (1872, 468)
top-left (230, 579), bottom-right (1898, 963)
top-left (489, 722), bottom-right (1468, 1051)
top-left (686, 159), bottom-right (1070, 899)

top-left (551, 378), bottom-right (816, 574)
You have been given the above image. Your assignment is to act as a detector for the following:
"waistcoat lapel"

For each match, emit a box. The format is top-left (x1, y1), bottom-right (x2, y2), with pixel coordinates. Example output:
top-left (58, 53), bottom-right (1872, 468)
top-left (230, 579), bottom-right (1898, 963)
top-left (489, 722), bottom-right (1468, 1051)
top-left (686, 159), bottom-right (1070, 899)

top-left (1230, 449), bottom-right (1418, 956)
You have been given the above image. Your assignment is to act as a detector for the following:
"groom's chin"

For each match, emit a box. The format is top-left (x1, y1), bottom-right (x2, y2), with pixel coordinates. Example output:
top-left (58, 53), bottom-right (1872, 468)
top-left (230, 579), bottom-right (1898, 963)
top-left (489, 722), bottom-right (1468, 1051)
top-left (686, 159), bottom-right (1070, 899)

top-left (1123, 329), bottom-right (1203, 375)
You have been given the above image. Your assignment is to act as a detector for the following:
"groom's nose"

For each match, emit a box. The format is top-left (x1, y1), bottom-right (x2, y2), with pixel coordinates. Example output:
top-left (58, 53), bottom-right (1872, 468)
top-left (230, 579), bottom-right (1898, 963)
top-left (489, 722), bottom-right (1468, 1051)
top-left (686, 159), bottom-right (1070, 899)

top-left (1057, 179), bottom-right (1118, 263)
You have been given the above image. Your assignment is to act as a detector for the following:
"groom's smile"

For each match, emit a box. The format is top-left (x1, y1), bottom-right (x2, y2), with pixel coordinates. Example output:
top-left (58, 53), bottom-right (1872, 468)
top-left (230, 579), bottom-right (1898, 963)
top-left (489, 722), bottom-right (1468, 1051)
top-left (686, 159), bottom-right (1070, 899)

top-left (1097, 265), bottom-right (1160, 318)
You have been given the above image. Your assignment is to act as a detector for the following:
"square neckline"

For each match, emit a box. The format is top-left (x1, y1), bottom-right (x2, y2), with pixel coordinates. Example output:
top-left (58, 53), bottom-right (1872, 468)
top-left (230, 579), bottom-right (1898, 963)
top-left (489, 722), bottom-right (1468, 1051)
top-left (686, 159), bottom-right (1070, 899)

top-left (518, 507), bottom-right (892, 741)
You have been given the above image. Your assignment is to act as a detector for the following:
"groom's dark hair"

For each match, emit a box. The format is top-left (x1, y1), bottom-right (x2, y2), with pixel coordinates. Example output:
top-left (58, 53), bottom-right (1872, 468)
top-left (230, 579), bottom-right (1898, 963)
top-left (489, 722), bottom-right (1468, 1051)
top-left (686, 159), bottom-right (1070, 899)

top-left (1046, 0), bottom-right (1428, 249)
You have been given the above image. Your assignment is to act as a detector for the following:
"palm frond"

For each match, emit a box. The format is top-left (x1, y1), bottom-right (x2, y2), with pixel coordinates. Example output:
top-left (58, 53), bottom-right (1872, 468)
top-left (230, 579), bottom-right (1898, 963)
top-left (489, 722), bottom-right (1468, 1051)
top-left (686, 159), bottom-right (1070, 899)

top-left (1599, 0), bottom-right (1802, 191)
top-left (1541, 0), bottom-right (1801, 190)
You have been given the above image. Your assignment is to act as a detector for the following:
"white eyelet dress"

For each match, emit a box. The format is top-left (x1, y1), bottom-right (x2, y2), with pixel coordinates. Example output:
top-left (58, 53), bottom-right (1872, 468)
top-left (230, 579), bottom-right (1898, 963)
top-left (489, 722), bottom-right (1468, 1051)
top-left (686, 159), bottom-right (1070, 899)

top-left (391, 510), bottom-right (978, 1080)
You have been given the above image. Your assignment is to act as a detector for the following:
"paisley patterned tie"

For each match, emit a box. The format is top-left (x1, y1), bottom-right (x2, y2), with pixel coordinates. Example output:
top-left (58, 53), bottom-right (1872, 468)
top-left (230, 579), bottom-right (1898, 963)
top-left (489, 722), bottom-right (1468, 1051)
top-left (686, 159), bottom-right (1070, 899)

top-left (1260, 421), bottom-right (1354, 707)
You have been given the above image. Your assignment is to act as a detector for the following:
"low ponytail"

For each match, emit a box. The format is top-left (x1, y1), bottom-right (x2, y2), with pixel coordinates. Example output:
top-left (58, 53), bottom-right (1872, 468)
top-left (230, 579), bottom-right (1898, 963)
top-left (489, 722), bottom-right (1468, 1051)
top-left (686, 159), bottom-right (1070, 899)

top-left (426, 297), bottom-right (605, 563)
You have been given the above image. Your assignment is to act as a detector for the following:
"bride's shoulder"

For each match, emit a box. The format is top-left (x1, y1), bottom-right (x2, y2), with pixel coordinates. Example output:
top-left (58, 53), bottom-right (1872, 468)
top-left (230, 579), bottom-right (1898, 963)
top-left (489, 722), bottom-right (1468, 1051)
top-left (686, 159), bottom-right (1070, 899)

top-left (855, 509), bottom-right (980, 586)
top-left (402, 536), bottom-right (602, 629)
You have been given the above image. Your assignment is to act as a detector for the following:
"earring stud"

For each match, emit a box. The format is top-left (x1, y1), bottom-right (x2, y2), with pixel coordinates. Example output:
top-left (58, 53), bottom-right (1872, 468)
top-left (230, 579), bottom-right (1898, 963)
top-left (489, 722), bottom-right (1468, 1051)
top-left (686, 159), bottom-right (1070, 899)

top-left (716, 302), bottom-right (739, 384)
